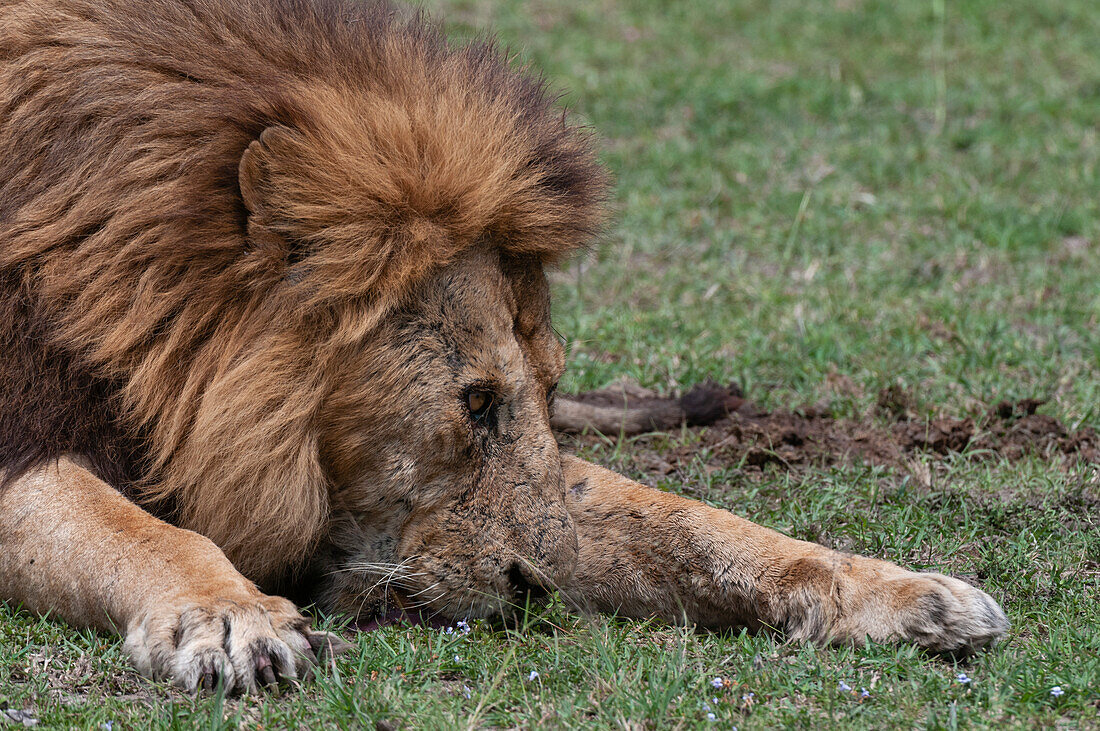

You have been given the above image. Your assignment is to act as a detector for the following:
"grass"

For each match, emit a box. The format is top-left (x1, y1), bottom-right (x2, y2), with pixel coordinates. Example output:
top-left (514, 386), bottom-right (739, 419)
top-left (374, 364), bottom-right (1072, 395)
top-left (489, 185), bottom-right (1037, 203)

top-left (3, 0), bottom-right (1099, 727)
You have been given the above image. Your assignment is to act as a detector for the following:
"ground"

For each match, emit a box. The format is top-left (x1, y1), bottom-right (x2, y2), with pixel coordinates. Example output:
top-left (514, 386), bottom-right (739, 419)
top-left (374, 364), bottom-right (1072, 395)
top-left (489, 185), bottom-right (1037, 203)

top-left (2, 0), bottom-right (1099, 727)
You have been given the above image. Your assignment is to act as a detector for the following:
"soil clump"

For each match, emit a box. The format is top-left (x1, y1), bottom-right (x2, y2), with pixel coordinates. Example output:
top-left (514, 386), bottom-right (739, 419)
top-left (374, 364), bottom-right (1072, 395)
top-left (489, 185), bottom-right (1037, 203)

top-left (558, 382), bottom-right (1099, 473)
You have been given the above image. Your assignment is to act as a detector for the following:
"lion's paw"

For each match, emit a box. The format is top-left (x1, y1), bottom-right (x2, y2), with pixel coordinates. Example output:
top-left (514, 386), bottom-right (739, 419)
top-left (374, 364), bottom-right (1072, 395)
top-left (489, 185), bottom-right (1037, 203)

top-left (888, 573), bottom-right (1009, 654)
top-left (123, 595), bottom-right (348, 693)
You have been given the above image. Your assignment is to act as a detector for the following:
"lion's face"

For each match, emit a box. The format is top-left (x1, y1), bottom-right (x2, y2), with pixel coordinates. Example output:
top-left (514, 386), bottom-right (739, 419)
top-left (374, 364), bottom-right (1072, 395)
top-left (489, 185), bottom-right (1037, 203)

top-left (314, 248), bottom-right (577, 621)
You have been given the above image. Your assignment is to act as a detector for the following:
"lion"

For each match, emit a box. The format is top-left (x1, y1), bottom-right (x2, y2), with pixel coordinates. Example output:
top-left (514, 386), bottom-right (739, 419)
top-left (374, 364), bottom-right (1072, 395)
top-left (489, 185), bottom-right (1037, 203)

top-left (0, 0), bottom-right (1007, 694)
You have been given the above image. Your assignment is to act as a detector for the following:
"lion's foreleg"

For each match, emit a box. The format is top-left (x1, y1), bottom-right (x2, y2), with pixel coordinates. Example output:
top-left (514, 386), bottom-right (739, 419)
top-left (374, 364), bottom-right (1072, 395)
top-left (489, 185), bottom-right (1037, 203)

top-left (559, 456), bottom-right (1007, 653)
top-left (0, 459), bottom-right (342, 692)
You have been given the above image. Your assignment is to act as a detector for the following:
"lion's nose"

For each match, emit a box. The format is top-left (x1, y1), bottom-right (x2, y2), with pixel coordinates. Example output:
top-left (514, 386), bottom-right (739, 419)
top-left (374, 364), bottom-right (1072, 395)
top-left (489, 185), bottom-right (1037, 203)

top-left (506, 562), bottom-right (550, 601)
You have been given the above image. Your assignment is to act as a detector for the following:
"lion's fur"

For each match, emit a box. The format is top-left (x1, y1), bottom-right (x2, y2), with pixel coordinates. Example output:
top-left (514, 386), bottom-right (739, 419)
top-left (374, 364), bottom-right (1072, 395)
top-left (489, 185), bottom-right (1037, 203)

top-left (0, 0), bottom-right (607, 582)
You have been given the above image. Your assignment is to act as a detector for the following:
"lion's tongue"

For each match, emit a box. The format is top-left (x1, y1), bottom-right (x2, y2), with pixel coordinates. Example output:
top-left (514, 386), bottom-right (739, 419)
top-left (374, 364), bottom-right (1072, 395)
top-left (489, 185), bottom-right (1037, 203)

top-left (354, 607), bottom-right (451, 633)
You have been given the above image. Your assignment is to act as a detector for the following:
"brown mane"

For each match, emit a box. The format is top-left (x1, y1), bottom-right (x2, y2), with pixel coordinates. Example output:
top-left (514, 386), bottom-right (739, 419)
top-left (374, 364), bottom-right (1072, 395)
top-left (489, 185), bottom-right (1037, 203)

top-left (0, 0), bottom-right (607, 582)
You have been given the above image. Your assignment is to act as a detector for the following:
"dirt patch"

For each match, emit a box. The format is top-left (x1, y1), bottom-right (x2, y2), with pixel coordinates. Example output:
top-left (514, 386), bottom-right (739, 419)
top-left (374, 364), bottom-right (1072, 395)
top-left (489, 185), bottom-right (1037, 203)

top-left (560, 383), bottom-right (1100, 472)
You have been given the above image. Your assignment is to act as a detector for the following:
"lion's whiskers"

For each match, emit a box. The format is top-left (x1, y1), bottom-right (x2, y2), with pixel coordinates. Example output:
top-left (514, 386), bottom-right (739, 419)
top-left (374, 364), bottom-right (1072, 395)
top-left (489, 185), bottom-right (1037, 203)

top-left (331, 557), bottom-right (418, 575)
top-left (405, 581), bottom-right (441, 599)
top-left (338, 556), bottom-right (436, 620)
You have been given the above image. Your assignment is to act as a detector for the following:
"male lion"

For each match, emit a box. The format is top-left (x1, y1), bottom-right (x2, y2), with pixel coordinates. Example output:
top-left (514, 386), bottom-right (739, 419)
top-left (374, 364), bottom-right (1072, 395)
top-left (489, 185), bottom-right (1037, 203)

top-left (0, 0), bottom-right (1007, 693)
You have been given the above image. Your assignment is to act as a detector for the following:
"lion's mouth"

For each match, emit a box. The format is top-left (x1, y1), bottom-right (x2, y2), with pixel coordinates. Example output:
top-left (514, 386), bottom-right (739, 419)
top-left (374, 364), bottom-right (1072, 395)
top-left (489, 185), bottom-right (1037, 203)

top-left (350, 586), bottom-right (503, 632)
top-left (353, 604), bottom-right (453, 632)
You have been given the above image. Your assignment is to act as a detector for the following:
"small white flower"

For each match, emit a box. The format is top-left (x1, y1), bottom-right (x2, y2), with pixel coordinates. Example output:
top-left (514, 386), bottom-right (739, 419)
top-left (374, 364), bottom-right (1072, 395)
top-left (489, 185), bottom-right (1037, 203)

top-left (1050, 686), bottom-right (1064, 697)
top-left (528, 670), bottom-right (540, 682)
top-left (956, 673), bottom-right (971, 685)
top-left (741, 692), bottom-right (754, 701)
top-left (712, 697), bottom-right (719, 705)
top-left (860, 688), bottom-right (870, 698)
top-left (838, 681), bottom-right (852, 692)
top-left (456, 620), bottom-right (471, 634)
top-left (454, 654), bottom-right (461, 662)
top-left (445, 626), bottom-right (454, 635)
top-left (702, 703), bottom-right (711, 712)
top-left (463, 685), bottom-right (472, 699)
top-left (710, 676), bottom-right (725, 689)
top-left (705, 712), bottom-right (716, 721)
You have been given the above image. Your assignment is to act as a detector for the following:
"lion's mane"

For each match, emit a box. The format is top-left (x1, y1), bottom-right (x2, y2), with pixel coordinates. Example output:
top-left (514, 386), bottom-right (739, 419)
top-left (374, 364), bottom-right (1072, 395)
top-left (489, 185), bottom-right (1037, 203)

top-left (0, 0), bottom-right (607, 582)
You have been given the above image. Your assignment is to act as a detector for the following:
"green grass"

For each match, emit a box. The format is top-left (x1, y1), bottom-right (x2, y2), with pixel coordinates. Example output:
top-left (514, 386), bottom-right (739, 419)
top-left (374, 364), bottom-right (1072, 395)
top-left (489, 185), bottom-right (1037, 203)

top-left (3, 0), bottom-right (1099, 727)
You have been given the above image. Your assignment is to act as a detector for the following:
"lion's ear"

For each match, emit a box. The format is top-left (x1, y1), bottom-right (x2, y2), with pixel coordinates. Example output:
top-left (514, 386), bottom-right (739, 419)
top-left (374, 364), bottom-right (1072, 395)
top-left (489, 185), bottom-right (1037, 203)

top-left (238, 125), bottom-right (317, 270)
top-left (239, 125), bottom-right (298, 218)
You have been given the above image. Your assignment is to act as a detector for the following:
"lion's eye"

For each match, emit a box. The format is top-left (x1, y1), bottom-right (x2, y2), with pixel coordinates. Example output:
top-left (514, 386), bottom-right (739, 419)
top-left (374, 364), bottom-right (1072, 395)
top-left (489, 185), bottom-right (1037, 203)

top-left (466, 389), bottom-right (494, 422)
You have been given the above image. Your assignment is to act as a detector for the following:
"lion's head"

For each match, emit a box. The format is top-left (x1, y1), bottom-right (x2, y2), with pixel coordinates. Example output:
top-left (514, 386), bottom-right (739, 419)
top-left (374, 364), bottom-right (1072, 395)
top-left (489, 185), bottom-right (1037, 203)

top-left (312, 248), bottom-right (578, 620)
top-left (216, 13), bottom-right (608, 620)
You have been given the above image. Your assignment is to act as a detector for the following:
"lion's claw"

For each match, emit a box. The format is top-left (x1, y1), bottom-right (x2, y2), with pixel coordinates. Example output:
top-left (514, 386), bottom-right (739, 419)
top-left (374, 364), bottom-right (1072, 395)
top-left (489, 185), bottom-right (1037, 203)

top-left (123, 594), bottom-right (343, 694)
top-left (255, 654), bottom-right (278, 688)
top-left (199, 667), bottom-right (220, 693)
